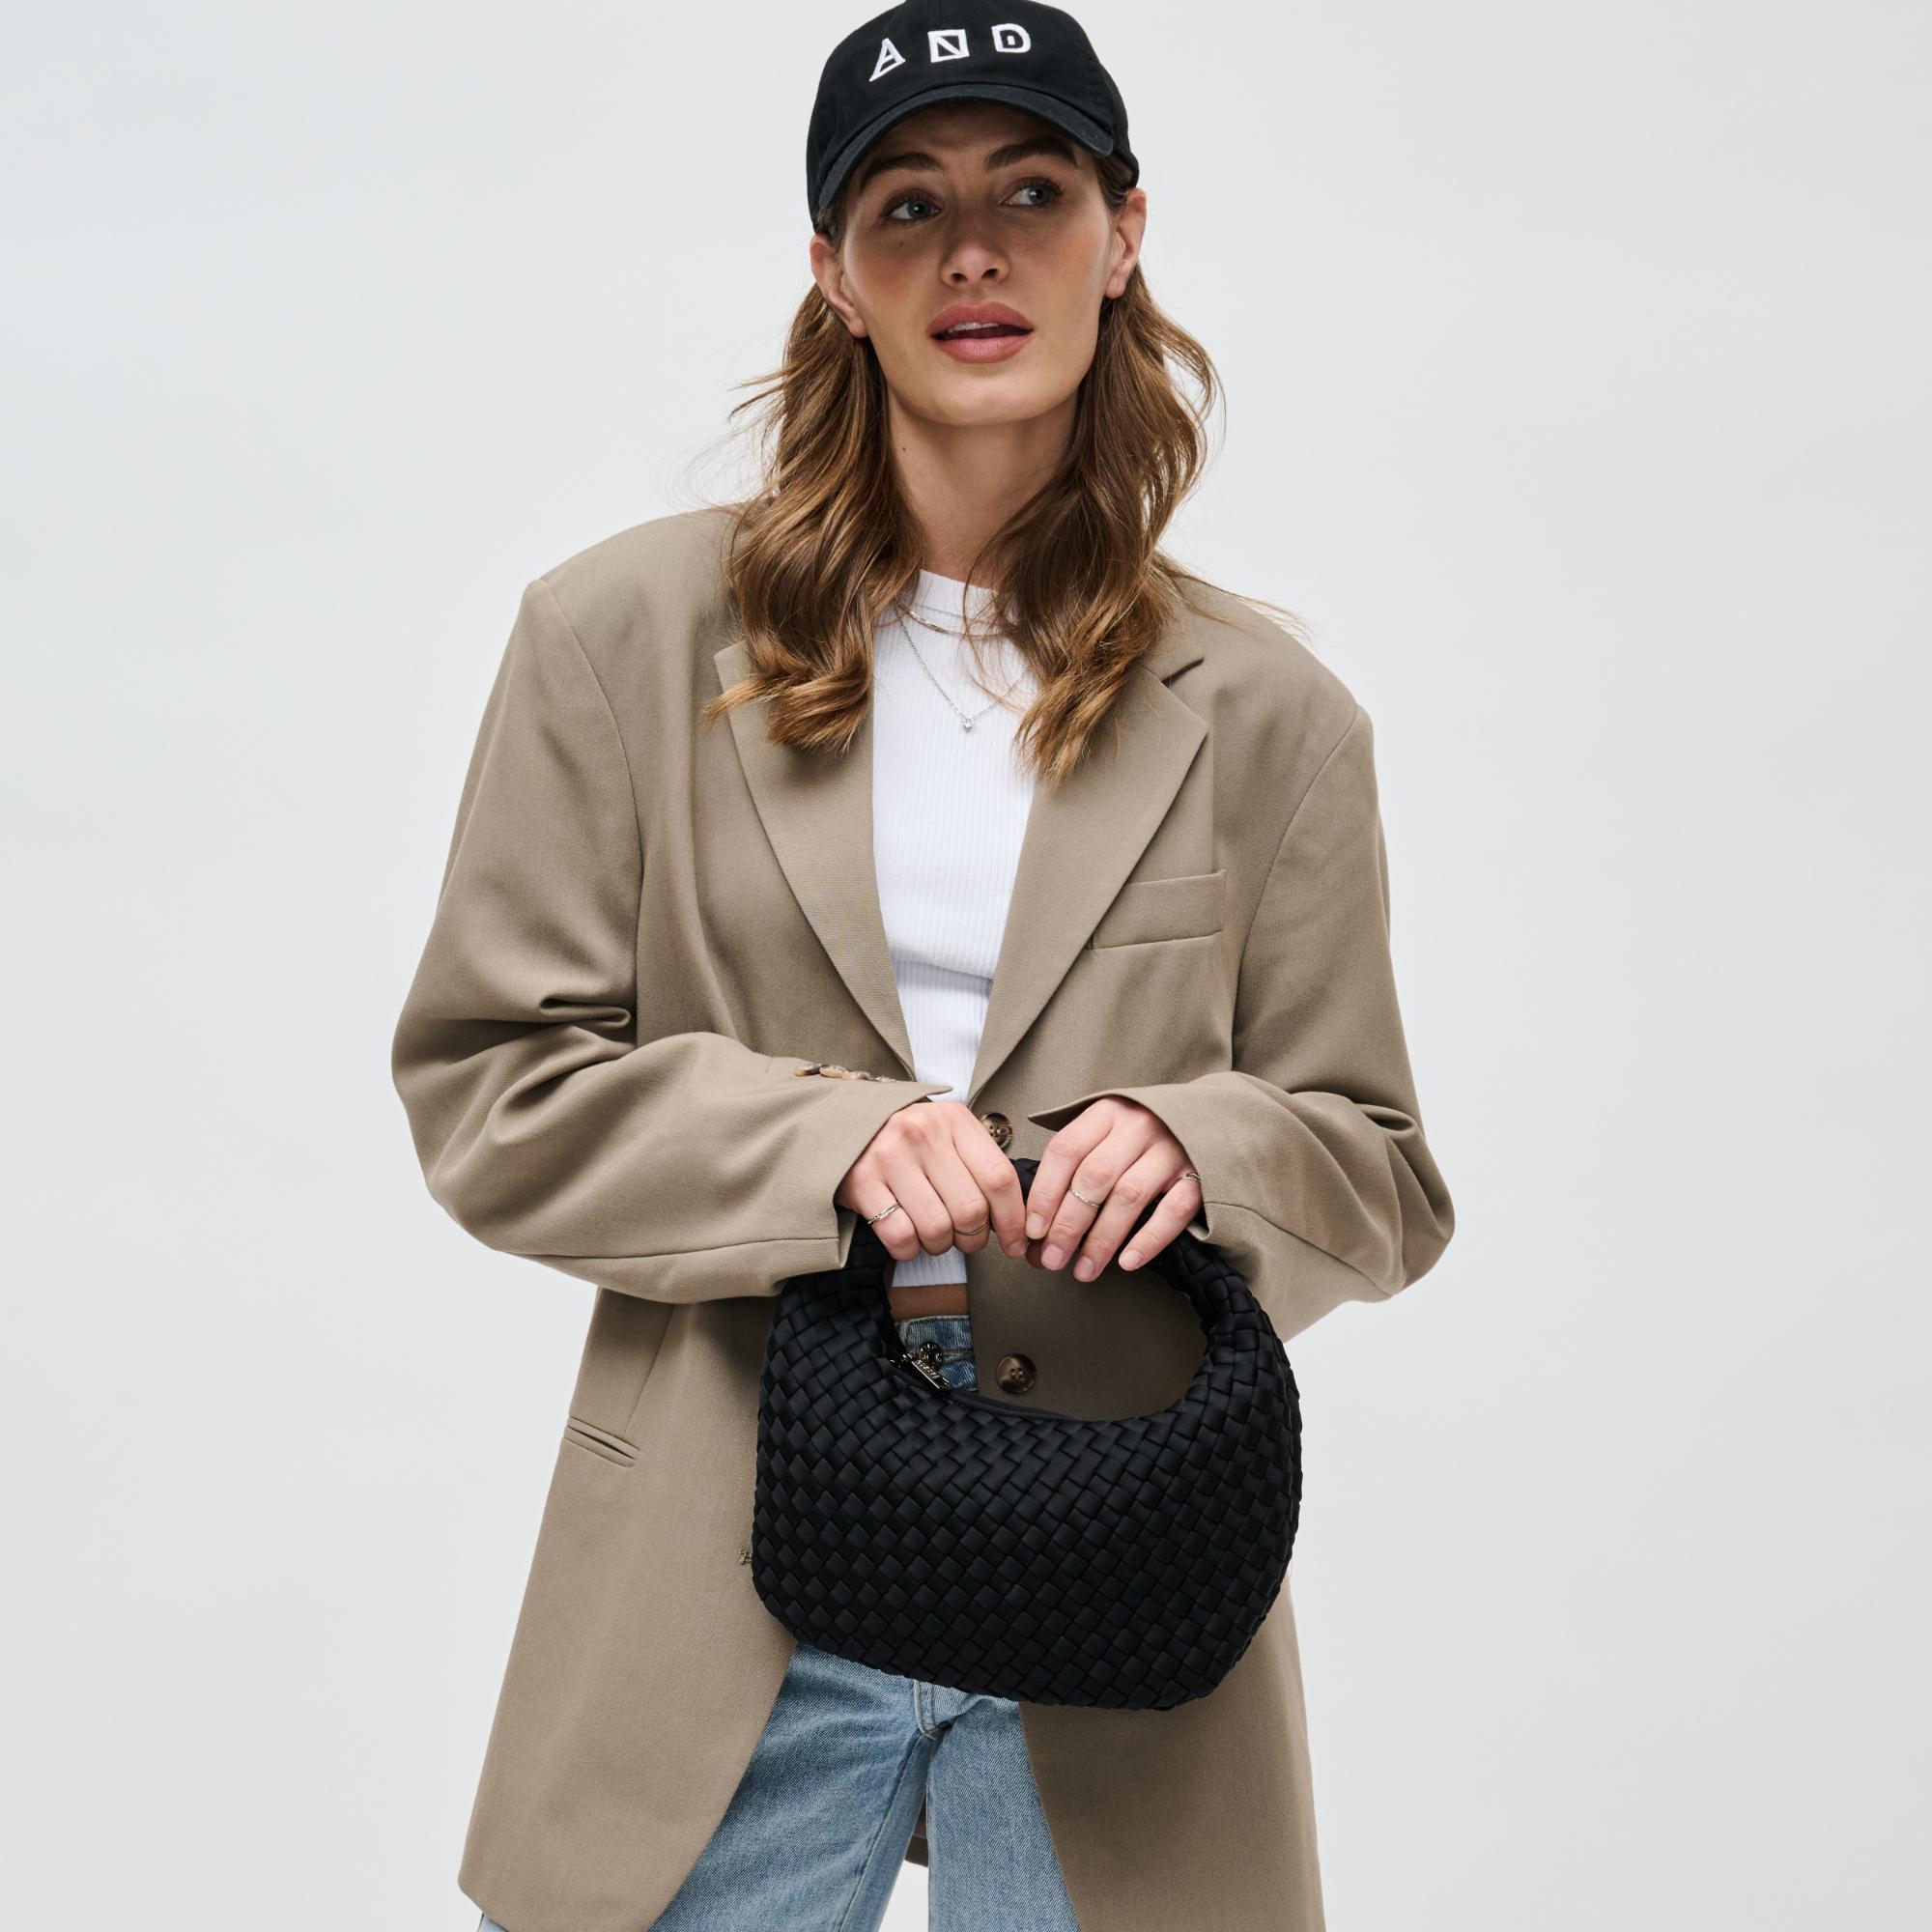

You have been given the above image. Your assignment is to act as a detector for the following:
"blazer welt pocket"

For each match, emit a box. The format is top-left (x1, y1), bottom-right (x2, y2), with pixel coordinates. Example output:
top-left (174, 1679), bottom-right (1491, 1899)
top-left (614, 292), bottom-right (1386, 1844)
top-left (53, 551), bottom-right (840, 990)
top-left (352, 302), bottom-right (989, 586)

top-left (562, 1416), bottom-right (639, 1467)
top-left (1089, 869), bottom-right (1227, 950)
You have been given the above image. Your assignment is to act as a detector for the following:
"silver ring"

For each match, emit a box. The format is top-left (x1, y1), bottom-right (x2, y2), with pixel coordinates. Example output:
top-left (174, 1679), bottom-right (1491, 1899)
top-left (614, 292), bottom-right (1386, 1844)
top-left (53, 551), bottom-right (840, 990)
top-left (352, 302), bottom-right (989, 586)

top-left (1068, 1185), bottom-right (1107, 1208)
top-left (866, 1201), bottom-right (904, 1225)
top-left (1178, 1170), bottom-right (1201, 1185)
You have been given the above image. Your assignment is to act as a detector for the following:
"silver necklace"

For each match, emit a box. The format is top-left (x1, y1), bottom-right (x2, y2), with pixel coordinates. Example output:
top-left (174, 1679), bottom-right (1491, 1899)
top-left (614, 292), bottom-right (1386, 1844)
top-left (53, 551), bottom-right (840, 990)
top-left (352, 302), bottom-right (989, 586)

top-left (891, 598), bottom-right (1026, 732)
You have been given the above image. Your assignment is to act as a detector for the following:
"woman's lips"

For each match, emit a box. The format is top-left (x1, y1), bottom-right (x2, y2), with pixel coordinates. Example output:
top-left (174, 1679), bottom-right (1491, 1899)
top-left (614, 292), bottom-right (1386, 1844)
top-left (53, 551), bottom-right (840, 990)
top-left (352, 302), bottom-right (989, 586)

top-left (930, 327), bottom-right (1034, 363)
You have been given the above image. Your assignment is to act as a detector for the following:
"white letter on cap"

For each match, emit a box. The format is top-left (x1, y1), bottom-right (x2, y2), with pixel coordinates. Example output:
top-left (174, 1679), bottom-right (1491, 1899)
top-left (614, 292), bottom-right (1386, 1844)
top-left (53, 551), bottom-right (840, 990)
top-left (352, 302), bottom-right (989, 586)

top-left (992, 24), bottom-right (1031, 52)
top-left (870, 38), bottom-right (905, 80)
top-left (928, 28), bottom-right (969, 62)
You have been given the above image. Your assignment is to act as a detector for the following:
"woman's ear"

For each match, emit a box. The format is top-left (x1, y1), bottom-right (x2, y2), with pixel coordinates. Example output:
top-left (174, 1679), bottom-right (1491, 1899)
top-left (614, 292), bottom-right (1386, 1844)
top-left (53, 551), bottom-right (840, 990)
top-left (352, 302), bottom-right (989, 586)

top-left (1104, 186), bottom-right (1149, 300)
top-left (809, 234), bottom-right (869, 339)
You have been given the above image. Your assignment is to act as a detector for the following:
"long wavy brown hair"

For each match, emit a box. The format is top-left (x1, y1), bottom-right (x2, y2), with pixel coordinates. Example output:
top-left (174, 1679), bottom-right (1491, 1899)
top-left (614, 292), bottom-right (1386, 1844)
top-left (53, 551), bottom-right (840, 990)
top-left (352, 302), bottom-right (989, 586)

top-left (694, 149), bottom-right (1302, 786)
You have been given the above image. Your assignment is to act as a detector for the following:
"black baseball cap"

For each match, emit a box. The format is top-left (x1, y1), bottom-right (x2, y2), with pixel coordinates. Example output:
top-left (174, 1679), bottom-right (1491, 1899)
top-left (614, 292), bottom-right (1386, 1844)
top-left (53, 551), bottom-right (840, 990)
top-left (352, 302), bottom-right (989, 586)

top-left (806, 0), bottom-right (1138, 226)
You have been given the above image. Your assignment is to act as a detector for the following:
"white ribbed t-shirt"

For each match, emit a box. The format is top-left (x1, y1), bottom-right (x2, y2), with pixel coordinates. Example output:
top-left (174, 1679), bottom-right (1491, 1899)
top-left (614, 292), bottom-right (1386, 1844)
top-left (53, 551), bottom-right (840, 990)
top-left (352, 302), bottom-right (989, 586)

top-left (871, 568), bottom-right (1038, 1288)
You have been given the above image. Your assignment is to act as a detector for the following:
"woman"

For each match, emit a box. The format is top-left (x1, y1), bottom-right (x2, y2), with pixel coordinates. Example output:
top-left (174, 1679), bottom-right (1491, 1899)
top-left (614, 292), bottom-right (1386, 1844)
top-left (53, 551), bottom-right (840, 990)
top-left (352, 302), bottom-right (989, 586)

top-left (391, 2), bottom-right (1455, 1927)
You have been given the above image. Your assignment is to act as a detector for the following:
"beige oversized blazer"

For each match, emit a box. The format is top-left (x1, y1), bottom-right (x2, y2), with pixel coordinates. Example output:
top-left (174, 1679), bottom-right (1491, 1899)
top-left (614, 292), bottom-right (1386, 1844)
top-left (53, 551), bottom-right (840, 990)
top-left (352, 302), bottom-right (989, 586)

top-left (390, 502), bottom-right (1454, 1932)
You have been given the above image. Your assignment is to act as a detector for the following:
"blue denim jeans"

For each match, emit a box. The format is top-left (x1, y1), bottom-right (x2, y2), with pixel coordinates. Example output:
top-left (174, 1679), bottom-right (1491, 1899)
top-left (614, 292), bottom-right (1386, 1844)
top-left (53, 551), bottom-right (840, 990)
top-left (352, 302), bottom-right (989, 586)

top-left (480, 1313), bottom-right (1080, 1932)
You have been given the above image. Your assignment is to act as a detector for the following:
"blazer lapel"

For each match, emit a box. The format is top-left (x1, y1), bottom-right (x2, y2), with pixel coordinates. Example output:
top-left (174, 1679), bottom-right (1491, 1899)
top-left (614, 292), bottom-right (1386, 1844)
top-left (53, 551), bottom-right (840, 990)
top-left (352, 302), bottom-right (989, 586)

top-left (714, 646), bottom-right (919, 1075)
top-left (963, 633), bottom-right (1207, 1106)
top-left (713, 594), bottom-right (1208, 1104)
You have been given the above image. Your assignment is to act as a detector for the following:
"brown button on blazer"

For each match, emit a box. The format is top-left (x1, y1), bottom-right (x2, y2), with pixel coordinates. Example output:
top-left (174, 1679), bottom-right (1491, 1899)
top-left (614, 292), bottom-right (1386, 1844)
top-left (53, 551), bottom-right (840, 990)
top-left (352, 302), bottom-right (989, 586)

top-left (390, 503), bottom-right (1454, 1932)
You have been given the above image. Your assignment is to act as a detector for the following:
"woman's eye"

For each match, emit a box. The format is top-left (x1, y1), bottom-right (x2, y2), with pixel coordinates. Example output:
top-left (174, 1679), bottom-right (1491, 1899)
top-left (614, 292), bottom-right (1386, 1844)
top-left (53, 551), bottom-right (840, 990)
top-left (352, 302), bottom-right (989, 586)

top-left (1009, 178), bottom-right (1065, 210)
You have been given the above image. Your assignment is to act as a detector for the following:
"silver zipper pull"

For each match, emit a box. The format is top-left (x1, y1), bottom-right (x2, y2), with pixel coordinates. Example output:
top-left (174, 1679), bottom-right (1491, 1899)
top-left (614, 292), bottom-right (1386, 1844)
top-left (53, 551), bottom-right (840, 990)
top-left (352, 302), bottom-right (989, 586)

top-left (901, 1342), bottom-right (951, 1388)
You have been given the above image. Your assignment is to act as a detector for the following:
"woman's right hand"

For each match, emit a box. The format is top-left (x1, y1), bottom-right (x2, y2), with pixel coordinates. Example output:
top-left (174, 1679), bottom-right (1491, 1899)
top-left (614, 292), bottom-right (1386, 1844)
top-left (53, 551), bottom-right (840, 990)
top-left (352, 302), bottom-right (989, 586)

top-left (835, 1099), bottom-right (1030, 1264)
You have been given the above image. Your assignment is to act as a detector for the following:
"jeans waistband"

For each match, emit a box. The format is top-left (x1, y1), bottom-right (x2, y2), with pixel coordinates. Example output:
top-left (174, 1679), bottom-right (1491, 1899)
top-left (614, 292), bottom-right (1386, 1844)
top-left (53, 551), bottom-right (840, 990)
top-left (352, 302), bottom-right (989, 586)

top-left (894, 1311), bottom-right (974, 1353)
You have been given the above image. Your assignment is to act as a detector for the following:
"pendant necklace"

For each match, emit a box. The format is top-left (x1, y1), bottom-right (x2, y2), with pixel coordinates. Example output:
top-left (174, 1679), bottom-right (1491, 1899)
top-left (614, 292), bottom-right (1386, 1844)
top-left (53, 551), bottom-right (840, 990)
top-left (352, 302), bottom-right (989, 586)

top-left (891, 597), bottom-right (1027, 732)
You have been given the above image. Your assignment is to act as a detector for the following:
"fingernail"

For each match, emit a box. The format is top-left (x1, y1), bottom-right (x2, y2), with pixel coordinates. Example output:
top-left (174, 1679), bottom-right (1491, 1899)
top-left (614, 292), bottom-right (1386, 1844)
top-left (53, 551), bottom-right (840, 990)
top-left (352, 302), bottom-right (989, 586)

top-left (1074, 1257), bottom-right (1094, 1280)
top-left (1042, 1244), bottom-right (1065, 1269)
top-left (1004, 1239), bottom-right (1024, 1258)
top-left (1121, 1248), bottom-right (1140, 1267)
top-left (1026, 1215), bottom-right (1045, 1239)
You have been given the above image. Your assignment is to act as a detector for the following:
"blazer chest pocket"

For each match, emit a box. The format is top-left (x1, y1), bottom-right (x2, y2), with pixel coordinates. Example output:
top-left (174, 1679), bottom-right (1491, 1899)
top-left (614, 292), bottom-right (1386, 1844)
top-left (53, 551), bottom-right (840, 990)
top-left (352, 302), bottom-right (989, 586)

top-left (1089, 868), bottom-right (1227, 949)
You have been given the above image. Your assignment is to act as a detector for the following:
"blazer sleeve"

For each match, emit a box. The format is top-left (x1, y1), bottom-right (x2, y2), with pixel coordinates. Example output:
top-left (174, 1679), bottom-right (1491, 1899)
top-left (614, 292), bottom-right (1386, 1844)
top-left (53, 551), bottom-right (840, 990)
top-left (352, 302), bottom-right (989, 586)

top-left (1024, 702), bottom-right (1455, 1342)
top-left (389, 577), bottom-right (951, 1304)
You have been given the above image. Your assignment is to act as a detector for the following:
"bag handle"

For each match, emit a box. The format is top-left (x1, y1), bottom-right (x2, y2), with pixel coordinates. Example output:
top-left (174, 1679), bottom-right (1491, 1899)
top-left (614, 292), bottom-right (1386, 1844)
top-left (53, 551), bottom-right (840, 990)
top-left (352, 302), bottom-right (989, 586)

top-left (848, 1150), bottom-right (1258, 1340)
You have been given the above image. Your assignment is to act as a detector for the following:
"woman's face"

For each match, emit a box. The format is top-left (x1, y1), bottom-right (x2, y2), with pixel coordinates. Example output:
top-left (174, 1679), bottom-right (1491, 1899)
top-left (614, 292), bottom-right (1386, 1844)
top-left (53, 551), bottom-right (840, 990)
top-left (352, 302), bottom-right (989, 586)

top-left (810, 99), bottom-right (1146, 433)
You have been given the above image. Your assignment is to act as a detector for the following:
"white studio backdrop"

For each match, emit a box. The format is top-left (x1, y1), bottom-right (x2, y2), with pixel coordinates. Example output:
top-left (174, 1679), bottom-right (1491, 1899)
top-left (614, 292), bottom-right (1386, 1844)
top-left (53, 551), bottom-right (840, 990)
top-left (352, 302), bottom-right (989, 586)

top-left (3, 3), bottom-right (1925, 1926)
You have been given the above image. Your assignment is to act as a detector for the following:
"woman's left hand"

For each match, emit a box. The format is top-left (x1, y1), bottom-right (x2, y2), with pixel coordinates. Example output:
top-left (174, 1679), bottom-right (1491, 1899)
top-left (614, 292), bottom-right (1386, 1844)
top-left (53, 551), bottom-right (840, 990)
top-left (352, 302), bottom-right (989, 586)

top-left (1022, 1095), bottom-right (1203, 1281)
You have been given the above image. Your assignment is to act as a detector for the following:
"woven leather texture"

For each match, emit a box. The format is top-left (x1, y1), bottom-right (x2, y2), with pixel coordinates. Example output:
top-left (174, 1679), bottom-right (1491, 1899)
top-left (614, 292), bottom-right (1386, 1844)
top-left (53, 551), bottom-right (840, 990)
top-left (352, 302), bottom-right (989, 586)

top-left (753, 1155), bottom-right (1302, 1710)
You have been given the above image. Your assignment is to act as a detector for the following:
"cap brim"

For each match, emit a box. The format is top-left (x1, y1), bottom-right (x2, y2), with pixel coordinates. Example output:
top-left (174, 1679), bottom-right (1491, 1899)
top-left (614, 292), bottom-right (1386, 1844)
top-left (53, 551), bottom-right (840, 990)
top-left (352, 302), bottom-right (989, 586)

top-left (813, 81), bottom-right (1117, 220)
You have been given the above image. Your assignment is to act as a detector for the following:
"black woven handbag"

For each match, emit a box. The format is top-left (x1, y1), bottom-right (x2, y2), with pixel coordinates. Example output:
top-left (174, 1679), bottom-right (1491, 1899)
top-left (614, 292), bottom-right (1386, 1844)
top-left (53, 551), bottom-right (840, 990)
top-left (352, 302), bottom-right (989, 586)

top-left (751, 1153), bottom-right (1302, 1710)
